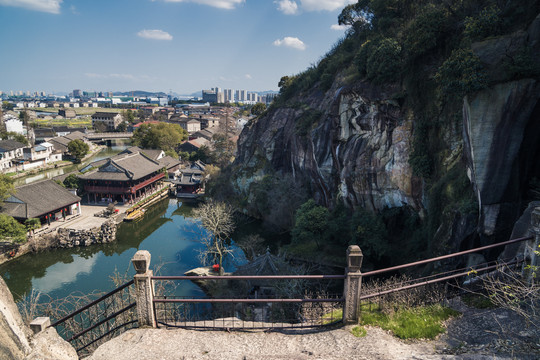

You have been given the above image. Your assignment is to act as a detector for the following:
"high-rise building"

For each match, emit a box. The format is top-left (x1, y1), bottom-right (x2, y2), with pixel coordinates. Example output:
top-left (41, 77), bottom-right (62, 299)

top-left (73, 89), bottom-right (82, 98)
top-left (224, 89), bottom-right (234, 103)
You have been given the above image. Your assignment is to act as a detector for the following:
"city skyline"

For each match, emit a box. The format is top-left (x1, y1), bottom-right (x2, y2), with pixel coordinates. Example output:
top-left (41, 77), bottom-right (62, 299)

top-left (0, 0), bottom-right (355, 94)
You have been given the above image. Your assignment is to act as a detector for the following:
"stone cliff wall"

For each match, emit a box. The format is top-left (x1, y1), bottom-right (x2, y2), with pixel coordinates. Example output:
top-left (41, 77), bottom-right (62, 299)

top-left (235, 81), bottom-right (419, 214)
top-left (232, 15), bottom-right (540, 249)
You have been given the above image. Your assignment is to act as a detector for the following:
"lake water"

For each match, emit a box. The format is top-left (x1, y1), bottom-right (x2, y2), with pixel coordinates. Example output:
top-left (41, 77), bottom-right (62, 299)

top-left (0, 198), bottom-right (251, 302)
top-left (14, 144), bottom-right (129, 186)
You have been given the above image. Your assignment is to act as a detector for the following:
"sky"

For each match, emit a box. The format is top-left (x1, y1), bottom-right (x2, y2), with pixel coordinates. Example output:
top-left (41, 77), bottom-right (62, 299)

top-left (0, 0), bottom-right (355, 95)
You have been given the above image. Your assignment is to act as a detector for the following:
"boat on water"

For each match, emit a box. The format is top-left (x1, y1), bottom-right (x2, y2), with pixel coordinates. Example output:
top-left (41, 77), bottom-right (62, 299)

top-left (124, 208), bottom-right (145, 222)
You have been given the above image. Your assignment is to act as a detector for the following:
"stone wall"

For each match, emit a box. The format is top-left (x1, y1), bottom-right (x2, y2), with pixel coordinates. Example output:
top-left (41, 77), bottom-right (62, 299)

top-left (55, 220), bottom-right (117, 248)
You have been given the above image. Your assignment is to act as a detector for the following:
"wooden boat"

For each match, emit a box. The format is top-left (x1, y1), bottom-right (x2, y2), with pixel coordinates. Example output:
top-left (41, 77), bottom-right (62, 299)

top-left (124, 208), bottom-right (145, 222)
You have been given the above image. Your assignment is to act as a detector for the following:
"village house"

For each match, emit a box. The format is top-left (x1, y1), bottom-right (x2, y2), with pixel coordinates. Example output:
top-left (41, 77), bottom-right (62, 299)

top-left (59, 109), bottom-right (76, 119)
top-left (1, 180), bottom-right (81, 225)
top-left (79, 149), bottom-right (173, 204)
top-left (33, 128), bottom-right (56, 144)
top-left (0, 140), bottom-right (27, 173)
top-left (178, 138), bottom-right (209, 154)
top-left (47, 131), bottom-right (88, 155)
top-left (178, 119), bottom-right (201, 134)
top-left (22, 141), bottom-right (61, 170)
top-left (91, 112), bottom-right (124, 131)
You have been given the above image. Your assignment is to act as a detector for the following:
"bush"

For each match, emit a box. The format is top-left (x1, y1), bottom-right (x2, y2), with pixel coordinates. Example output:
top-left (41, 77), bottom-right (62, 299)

top-left (291, 199), bottom-right (330, 250)
top-left (0, 214), bottom-right (27, 243)
top-left (404, 5), bottom-right (449, 59)
top-left (435, 48), bottom-right (488, 101)
top-left (350, 207), bottom-right (389, 262)
top-left (366, 38), bottom-right (402, 84)
top-left (464, 6), bottom-right (502, 41)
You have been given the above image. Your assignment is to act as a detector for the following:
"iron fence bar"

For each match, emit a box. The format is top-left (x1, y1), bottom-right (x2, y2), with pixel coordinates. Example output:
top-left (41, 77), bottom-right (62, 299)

top-left (154, 298), bottom-right (344, 303)
top-left (359, 260), bottom-right (521, 301)
top-left (76, 320), bottom-right (138, 353)
top-left (362, 236), bottom-right (532, 277)
top-left (67, 302), bottom-right (137, 342)
top-left (51, 280), bottom-right (134, 327)
top-left (152, 275), bottom-right (346, 280)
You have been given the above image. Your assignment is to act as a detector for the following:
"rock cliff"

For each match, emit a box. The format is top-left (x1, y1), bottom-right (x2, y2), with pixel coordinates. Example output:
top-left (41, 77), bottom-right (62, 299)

top-left (231, 13), bottom-right (540, 253)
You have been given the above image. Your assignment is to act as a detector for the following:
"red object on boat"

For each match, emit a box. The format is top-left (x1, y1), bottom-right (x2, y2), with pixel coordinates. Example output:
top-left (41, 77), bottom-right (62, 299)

top-left (212, 264), bottom-right (220, 272)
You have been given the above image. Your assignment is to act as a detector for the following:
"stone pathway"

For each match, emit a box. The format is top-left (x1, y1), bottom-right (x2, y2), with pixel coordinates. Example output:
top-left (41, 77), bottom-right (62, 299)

top-left (85, 298), bottom-right (540, 360)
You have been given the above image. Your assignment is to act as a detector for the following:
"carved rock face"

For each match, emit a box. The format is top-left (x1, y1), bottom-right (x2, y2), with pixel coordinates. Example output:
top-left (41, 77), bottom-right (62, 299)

top-left (234, 83), bottom-right (418, 213)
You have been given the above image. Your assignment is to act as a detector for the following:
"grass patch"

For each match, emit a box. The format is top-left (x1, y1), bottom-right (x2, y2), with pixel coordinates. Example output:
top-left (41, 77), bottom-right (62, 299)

top-left (322, 309), bottom-right (343, 324)
top-left (359, 303), bottom-right (460, 339)
top-left (461, 293), bottom-right (495, 309)
top-left (350, 325), bottom-right (367, 337)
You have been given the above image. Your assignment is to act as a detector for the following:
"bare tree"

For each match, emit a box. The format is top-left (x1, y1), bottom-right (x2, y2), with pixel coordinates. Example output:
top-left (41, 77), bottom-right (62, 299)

top-left (191, 200), bottom-right (236, 275)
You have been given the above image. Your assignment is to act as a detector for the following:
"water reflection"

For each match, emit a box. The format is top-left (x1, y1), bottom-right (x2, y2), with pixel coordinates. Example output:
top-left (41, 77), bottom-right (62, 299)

top-left (31, 255), bottom-right (99, 294)
top-left (0, 198), bottom-right (250, 302)
top-left (14, 143), bottom-right (129, 186)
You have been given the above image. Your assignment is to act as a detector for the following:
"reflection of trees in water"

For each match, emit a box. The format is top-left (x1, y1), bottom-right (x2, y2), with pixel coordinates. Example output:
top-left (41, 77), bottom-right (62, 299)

top-left (0, 249), bottom-right (79, 300)
top-left (115, 198), bottom-right (171, 250)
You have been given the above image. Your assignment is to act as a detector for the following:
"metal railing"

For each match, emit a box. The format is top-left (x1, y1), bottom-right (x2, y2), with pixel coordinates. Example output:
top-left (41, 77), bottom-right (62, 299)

top-left (151, 275), bottom-right (345, 330)
top-left (50, 280), bottom-right (138, 357)
top-left (359, 236), bottom-right (533, 301)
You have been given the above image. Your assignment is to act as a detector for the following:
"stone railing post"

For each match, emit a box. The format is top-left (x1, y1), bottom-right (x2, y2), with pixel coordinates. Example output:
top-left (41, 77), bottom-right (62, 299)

top-left (131, 250), bottom-right (156, 327)
top-left (526, 207), bottom-right (540, 283)
top-left (343, 245), bottom-right (363, 324)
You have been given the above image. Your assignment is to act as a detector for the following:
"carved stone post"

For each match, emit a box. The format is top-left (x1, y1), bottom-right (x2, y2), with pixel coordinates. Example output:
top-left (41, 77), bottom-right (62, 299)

top-left (131, 250), bottom-right (156, 327)
top-left (343, 245), bottom-right (363, 324)
top-left (527, 207), bottom-right (540, 283)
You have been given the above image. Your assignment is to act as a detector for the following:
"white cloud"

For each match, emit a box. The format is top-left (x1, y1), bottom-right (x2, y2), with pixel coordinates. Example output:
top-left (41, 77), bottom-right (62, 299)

top-left (330, 23), bottom-right (350, 31)
top-left (245, 74), bottom-right (252, 80)
top-left (159, 0), bottom-right (244, 10)
top-left (273, 37), bottom-right (306, 51)
top-left (0, 0), bottom-right (62, 14)
top-left (300, 0), bottom-right (355, 12)
top-left (275, 0), bottom-right (298, 15)
top-left (137, 29), bottom-right (173, 41)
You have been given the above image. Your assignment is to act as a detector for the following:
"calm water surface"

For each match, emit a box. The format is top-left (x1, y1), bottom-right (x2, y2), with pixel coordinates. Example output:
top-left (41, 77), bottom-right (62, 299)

top-left (14, 144), bottom-right (129, 186)
top-left (0, 198), bottom-right (249, 302)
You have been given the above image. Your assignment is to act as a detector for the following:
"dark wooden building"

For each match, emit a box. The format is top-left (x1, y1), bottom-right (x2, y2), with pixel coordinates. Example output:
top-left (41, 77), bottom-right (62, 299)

top-left (79, 150), bottom-right (168, 204)
top-left (1, 180), bottom-right (81, 224)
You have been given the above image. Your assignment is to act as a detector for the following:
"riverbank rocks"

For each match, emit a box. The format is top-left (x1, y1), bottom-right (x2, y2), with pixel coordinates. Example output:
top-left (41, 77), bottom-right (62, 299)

top-left (55, 220), bottom-right (117, 248)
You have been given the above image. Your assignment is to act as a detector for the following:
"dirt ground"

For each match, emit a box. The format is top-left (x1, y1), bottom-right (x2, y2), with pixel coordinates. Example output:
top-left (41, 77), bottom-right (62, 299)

top-left (86, 297), bottom-right (540, 360)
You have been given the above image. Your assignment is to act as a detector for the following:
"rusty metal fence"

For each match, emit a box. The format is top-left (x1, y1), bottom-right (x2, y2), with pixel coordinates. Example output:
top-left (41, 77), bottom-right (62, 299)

top-left (151, 275), bottom-right (346, 330)
top-left (51, 280), bottom-right (137, 357)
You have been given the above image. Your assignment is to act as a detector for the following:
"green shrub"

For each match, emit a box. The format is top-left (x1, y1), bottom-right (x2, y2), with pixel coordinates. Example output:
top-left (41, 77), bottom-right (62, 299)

top-left (350, 207), bottom-right (389, 262)
top-left (435, 48), bottom-right (488, 101)
top-left (404, 5), bottom-right (449, 59)
top-left (464, 6), bottom-right (502, 41)
top-left (366, 38), bottom-right (402, 84)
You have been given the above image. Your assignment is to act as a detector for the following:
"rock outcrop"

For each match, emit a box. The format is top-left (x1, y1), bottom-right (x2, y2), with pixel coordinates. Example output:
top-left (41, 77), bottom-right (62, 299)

top-left (0, 277), bottom-right (31, 359)
top-left (235, 81), bottom-right (419, 213)
top-left (0, 276), bottom-right (77, 360)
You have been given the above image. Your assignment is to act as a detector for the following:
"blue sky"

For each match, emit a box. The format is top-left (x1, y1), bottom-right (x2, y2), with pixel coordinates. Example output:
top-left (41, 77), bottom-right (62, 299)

top-left (0, 0), bottom-right (355, 95)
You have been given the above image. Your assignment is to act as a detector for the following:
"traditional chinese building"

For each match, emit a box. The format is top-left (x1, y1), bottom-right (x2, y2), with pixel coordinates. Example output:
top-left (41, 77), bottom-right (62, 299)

top-left (1, 180), bottom-right (81, 225)
top-left (79, 150), bottom-right (168, 204)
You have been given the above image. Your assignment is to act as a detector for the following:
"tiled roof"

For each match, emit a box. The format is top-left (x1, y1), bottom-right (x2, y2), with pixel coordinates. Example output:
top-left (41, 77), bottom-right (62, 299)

top-left (79, 151), bottom-right (163, 181)
top-left (1, 180), bottom-right (81, 219)
top-left (0, 139), bottom-right (26, 152)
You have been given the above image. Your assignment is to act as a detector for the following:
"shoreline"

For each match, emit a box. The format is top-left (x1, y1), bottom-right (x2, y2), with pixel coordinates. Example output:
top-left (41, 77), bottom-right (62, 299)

top-left (0, 184), bottom-right (172, 266)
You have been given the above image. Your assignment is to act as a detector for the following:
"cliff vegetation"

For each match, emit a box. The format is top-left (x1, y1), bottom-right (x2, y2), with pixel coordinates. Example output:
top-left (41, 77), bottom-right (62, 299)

top-left (214, 0), bottom-right (540, 268)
